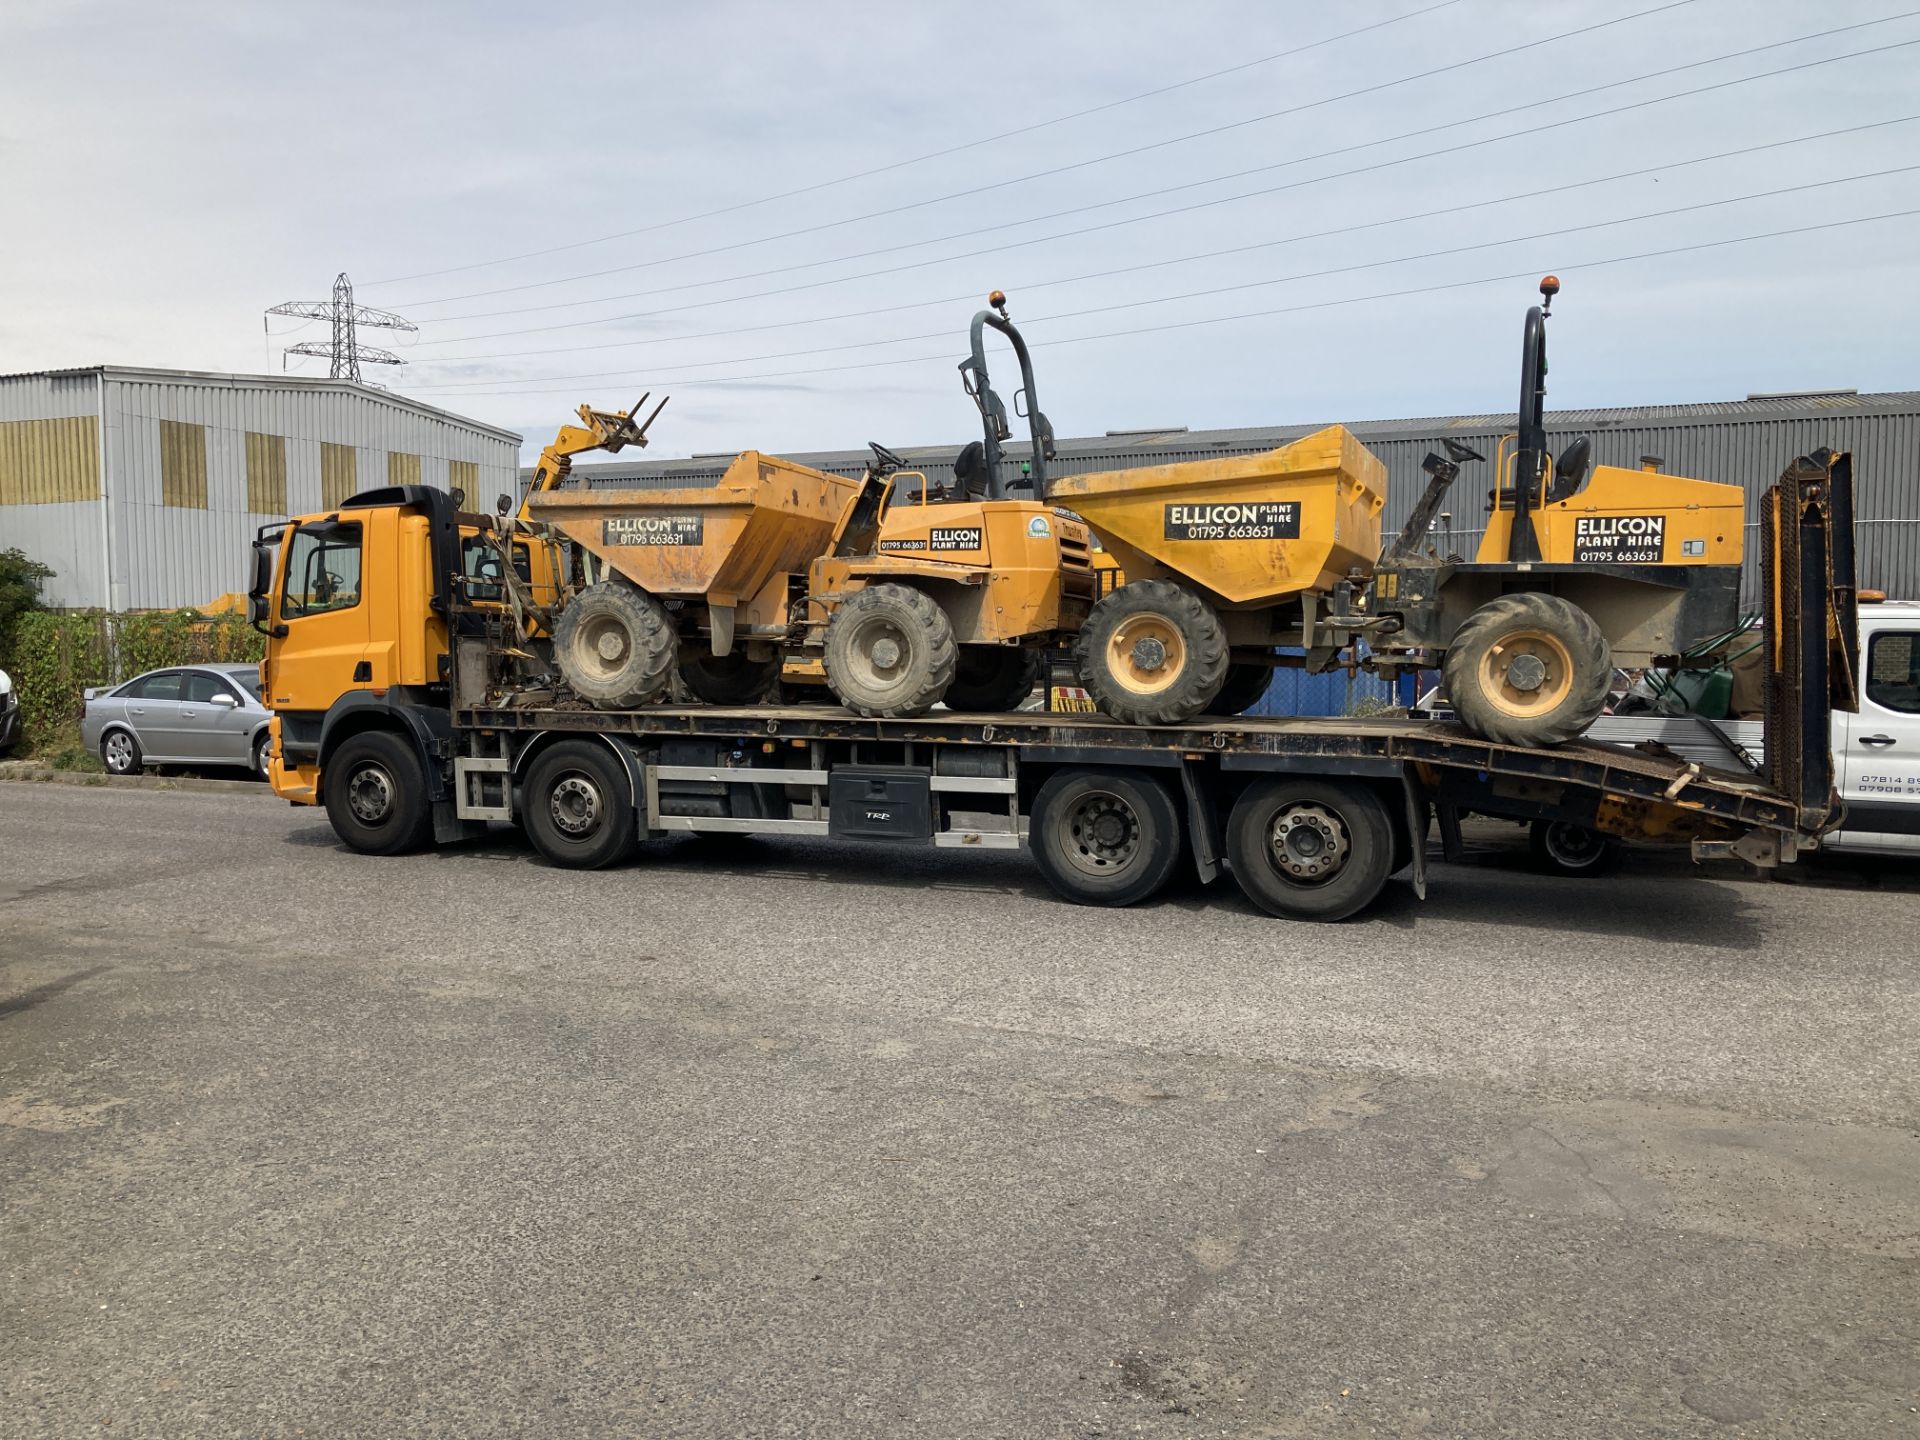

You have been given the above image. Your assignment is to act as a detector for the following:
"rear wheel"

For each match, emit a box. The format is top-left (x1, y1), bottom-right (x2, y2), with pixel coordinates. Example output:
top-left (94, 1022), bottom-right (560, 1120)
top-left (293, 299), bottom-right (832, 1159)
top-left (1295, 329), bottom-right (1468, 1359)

top-left (553, 580), bottom-right (677, 709)
top-left (523, 740), bottom-right (638, 870)
top-left (1029, 768), bottom-right (1183, 907)
top-left (824, 583), bottom-right (957, 717)
top-left (1210, 661), bottom-right (1275, 716)
top-left (944, 646), bottom-right (1042, 713)
top-left (323, 731), bottom-right (433, 855)
top-left (680, 651), bottom-right (780, 706)
top-left (1529, 818), bottom-right (1621, 877)
top-left (1226, 778), bottom-right (1394, 921)
top-left (1073, 580), bottom-right (1228, 726)
top-left (1443, 592), bottom-right (1610, 746)
top-left (101, 728), bottom-right (142, 776)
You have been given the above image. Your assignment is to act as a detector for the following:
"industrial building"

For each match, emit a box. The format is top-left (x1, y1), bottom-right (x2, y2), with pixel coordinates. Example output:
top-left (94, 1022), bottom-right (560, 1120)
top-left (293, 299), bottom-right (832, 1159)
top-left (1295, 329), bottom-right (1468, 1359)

top-left (0, 367), bottom-right (521, 610)
top-left (551, 389), bottom-right (1920, 604)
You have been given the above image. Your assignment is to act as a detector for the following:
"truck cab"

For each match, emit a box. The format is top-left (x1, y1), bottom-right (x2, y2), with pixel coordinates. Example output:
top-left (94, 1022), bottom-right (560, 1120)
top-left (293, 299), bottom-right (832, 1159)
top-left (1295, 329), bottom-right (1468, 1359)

top-left (248, 484), bottom-right (554, 813)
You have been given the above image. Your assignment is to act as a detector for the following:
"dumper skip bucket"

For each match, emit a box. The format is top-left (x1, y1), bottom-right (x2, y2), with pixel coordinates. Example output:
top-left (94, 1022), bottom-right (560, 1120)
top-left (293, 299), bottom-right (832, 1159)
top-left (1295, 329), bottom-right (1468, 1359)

top-left (1047, 425), bottom-right (1386, 605)
top-left (526, 450), bottom-right (864, 606)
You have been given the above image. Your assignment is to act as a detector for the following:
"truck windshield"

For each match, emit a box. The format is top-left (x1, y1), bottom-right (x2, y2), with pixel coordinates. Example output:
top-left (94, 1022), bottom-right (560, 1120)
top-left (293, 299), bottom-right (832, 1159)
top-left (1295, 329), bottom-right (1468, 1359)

top-left (283, 521), bottom-right (363, 618)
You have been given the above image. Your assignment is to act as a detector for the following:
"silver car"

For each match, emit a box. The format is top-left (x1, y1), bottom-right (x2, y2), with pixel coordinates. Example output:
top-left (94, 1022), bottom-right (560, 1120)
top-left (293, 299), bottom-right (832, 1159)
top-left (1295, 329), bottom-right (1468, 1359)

top-left (81, 664), bottom-right (272, 778)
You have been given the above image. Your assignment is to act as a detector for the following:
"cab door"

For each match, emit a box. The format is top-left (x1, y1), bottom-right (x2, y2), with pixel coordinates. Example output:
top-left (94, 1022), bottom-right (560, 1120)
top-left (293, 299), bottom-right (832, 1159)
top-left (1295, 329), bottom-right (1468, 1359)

top-left (1833, 612), bottom-right (1920, 853)
top-left (269, 518), bottom-right (371, 713)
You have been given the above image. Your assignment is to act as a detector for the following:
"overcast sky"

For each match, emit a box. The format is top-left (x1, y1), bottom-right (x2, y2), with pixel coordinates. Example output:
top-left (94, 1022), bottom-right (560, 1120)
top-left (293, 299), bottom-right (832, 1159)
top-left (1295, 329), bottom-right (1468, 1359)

top-left (3, 0), bottom-right (1917, 463)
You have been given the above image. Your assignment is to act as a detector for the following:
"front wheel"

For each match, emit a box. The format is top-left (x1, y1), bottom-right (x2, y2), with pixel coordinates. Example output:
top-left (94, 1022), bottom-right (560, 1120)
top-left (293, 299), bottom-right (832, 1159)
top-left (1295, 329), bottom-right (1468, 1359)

top-left (323, 731), bottom-right (434, 855)
top-left (1028, 768), bottom-right (1183, 907)
top-left (1529, 819), bottom-right (1621, 877)
top-left (1073, 580), bottom-right (1228, 726)
top-left (1442, 592), bottom-right (1611, 747)
top-left (552, 580), bottom-right (677, 709)
top-left (522, 740), bottom-right (639, 870)
top-left (1225, 778), bottom-right (1395, 921)
top-left (251, 731), bottom-right (272, 781)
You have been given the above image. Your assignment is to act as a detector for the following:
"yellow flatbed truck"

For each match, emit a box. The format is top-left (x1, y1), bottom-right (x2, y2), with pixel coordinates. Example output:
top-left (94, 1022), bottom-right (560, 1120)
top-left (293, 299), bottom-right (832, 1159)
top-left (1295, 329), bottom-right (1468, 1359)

top-left (243, 455), bottom-right (1858, 922)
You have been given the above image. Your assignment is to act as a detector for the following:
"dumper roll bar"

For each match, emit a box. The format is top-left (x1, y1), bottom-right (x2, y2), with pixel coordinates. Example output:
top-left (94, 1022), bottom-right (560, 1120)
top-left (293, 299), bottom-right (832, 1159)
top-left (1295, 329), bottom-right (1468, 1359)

top-left (959, 291), bottom-right (1055, 500)
top-left (1506, 275), bottom-right (1558, 564)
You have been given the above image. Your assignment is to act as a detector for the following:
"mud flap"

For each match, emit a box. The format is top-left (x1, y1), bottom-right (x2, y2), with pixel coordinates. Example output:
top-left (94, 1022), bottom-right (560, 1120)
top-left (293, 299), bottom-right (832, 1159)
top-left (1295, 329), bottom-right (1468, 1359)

top-left (1401, 772), bottom-right (1429, 901)
top-left (1178, 760), bottom-right (1220, 884)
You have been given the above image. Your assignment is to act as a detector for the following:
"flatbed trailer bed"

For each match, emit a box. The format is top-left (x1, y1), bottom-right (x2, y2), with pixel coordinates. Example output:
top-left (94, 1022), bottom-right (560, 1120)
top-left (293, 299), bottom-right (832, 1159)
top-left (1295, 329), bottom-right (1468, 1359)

top-left (423, 697), bottom-right (1809, 921)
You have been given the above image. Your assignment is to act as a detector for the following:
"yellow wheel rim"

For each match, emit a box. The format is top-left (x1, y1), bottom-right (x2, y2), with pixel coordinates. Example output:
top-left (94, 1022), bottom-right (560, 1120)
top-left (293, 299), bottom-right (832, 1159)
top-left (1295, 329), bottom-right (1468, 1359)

top-left (1476, 627), bottom-right (1575, 719)
top-left (1106, 614), bottom-right (1187, 697)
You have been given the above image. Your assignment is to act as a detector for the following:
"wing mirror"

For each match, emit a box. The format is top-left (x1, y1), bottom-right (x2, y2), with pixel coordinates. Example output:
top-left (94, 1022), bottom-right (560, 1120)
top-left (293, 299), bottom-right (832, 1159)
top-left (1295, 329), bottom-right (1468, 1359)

top-left (211, 692), bottom-right (239, 708)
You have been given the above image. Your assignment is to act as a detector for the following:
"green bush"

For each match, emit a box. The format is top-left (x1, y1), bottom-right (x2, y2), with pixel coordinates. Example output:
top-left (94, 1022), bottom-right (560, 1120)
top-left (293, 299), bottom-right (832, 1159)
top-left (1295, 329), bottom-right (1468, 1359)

top-left (4, 610), bottom-right (263, 756)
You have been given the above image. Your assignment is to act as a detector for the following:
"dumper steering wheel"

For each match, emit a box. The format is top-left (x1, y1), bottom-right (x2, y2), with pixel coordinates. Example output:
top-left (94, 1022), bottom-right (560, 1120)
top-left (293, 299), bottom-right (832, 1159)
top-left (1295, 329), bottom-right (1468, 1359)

top-left (868, 441), bottom-right (906, 475)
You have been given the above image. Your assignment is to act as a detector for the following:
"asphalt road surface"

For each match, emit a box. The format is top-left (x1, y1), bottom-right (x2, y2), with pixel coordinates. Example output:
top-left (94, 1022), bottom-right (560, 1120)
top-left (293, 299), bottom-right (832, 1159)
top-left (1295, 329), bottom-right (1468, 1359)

top-left (2, 781), bottom-right (1917, 1439)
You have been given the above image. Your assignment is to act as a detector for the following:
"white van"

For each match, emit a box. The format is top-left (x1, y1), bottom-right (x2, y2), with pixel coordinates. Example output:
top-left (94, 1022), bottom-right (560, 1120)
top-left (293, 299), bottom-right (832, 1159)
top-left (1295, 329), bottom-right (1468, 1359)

top-left (1830, 598), bottom-right (1920, 855)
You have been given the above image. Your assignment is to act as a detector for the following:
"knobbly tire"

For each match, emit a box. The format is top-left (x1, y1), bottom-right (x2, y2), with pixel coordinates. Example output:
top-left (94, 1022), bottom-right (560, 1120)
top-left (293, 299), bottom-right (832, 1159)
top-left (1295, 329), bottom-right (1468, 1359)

top-left (1073, 579), bottom-right (1229, 726)
top-left (824, 583), bottom-right (958, 717)
top-left (944, 646), bottom-right (1043, 712)
top-left (1443, 592), bottom-right (1610, 747)
top-left (1209, 661), bottom-right (1275, 716)
top-left (323, 730), bottom-right (434, 856)
top-left (1529, 818), bottom-right (1622, 877)
top-left (522, 740), bottom-right (639, 870)
top-left (1226, 778), bottom-right (1395, 921)
top-left (1029, 768), bottom-right (1184, 907)
top-left (553, 581), bottom-right (678, 709)
top-left (680, 651), bottom-right (781, 706)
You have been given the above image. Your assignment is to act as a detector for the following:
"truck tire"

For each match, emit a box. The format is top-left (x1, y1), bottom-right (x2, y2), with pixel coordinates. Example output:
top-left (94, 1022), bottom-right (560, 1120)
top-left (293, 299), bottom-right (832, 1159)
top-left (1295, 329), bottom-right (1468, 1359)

top-left (324, 730), bottom-right (434, 855)
top-left (1529, 818), bottom-right (1621, 877)
top-left (1443, 592), bottom-right (1610, 747)
top-left (680, 651), bottom-right (780, 706)
top-left (553, 581), bottom-right (677, 709)
top-left (522, 740), bottom-right (639, 870)
top-left (1029, 768), bottom-right (1184, 907)
top-left (1226, 778), bottom-right (1393, 921)
top-left (824, 583), bottom-right (957, 717)
top-left (1073, 580), bottom-right (1228, 726)
top-left (1210, 661), bottom-right (1274, 716)
top-left (944, 646), bottom-right (1042, 713)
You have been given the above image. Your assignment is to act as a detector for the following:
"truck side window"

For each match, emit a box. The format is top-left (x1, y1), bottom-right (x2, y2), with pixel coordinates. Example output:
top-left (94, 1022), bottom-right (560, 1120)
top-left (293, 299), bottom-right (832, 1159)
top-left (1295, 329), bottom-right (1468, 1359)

top-left (283, 522), bottom-right (363, 619)
top-left (463, 536), bottom-right (506, 601)
top-left (1865, 631), bottom-right (1920, 714)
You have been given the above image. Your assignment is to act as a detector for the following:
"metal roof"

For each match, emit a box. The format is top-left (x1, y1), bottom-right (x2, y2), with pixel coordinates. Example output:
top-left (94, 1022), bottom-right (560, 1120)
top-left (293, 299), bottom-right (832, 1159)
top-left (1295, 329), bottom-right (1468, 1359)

top-left (0, 365), bottom-right (523, 444)
top-left (553, 390), bottom-right (1920, 483)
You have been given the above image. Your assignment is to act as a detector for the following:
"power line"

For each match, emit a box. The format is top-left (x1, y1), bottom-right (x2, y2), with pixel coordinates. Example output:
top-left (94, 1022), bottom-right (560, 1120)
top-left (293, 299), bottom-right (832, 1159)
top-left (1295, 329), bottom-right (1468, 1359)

top-left (402, 165), bottom-right (1920, 392)
top-left (401, 115), bottom-right (1917, 369)
top-left (405, 23), bottom-right (1920, 346)
top-left (393, 0), bottom-right (1706, 309)
top-left (361, 0), bottom-right (1467, 289)
top-left (401, 207), bottom-right (1920, 402)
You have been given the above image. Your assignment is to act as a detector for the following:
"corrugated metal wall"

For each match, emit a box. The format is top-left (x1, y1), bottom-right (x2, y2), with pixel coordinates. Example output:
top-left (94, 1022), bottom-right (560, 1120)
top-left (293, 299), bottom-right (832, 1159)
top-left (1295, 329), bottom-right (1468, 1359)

top-left (0, 372), bottom-right (106, 607)
top-left (0, 369), bottom-right (522, 609)
top-left (562, 393), bottom-right (1920, 607)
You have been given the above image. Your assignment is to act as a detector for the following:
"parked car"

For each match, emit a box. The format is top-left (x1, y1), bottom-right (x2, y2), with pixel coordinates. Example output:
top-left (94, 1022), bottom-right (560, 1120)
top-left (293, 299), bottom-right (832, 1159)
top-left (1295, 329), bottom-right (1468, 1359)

top-left (0, 667), bottom-right (19, 756)
top-left (81, 665), bottom-right (271, 778)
